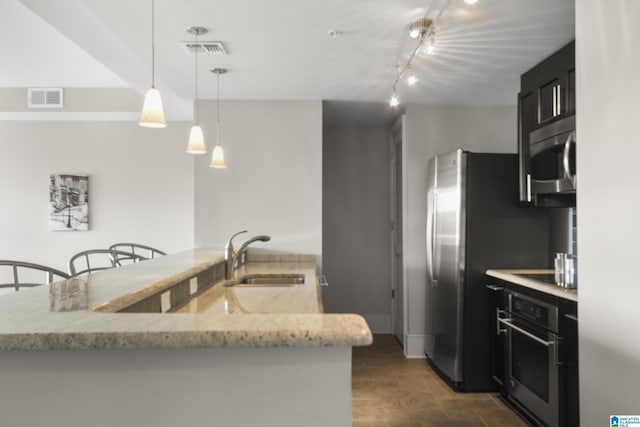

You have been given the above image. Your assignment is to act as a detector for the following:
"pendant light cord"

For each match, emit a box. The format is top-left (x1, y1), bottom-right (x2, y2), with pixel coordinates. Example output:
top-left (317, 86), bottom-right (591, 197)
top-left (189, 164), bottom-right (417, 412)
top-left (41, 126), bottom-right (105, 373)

top-left (151, 0), bottom-right (155, 88)
top-left (194, 32), bottom-right (199, 123)
top-left (216, 71), bottom-right (220, 142)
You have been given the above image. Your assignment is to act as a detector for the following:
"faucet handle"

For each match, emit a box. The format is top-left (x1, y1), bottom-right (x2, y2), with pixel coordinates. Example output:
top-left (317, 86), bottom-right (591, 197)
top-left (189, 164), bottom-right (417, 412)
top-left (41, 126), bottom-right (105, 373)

top-left (225, 230), bottom-right (248, 249)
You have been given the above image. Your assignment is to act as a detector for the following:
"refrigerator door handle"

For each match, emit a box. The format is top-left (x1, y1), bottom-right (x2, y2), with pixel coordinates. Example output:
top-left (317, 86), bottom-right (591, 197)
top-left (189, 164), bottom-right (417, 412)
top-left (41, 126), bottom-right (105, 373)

top-left (432, 192), bottom-right (438, 283)
top-left (426, 192), bottom-right (434, 285)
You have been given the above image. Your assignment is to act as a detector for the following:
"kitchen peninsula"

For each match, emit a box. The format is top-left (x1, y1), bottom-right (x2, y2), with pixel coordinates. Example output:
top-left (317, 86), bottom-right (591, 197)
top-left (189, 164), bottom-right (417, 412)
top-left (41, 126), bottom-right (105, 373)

top-left (0, 249), bottom-right (372, 427)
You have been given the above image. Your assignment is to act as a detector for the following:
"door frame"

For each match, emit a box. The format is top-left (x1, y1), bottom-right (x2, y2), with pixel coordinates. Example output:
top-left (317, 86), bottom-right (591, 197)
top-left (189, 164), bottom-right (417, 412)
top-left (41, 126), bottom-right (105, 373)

top-left (389, 116), bottom-right (407, 346)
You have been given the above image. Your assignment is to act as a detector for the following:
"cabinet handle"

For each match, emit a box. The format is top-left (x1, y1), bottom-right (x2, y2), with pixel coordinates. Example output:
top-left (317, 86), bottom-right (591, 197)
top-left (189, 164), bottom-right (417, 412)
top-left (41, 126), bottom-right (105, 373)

top-left (496, 308), bottom-right (508, 335)
top-left (487, 285), bottom-right (503, 291)
top-left (552, 86), bottom-right (557, 117)
top-left (564, 314), bottom-right (578, 322)
top-left (556, 84), bottom-right (562, 116)
top-left (320, 275), bottom-right (329, 287)
top-left (526, 173), bottom-right (532, 202)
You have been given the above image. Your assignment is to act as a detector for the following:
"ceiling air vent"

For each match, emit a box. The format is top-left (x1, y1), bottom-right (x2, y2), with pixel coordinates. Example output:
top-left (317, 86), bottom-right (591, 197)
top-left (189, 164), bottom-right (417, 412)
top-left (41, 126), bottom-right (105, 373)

top-left (27, 88), bottom-right (64, 108)
top-left (182, 41), bottom-right (228, 56)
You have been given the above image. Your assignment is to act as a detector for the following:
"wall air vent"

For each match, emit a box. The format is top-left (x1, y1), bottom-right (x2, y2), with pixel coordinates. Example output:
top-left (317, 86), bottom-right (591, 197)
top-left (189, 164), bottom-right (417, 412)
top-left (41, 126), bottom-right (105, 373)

top-left (182, 41), bottom-right (228, 55)
top-left (27, 88), bottom-right (64, 108)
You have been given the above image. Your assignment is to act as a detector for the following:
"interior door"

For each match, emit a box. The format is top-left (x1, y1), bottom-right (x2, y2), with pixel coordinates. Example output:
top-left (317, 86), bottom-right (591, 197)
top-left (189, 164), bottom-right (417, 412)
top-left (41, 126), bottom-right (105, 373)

top-left (390, 118), bottom-right (404, 344)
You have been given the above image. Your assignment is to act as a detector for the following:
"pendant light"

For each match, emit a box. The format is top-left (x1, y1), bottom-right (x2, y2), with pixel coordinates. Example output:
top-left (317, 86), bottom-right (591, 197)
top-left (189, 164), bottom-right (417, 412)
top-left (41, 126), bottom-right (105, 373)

top-left (139, 0), bottom-right (166, 128)
top-left (186, 26), bottom-right (208, 154)
top-left (209, 68), bottom-right (227, 168)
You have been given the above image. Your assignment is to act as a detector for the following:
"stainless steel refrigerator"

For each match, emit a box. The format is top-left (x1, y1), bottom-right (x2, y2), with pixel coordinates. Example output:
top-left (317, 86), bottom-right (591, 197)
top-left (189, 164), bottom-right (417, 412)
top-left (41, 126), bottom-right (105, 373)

top-left (425, 149), bottom-right (551, 391)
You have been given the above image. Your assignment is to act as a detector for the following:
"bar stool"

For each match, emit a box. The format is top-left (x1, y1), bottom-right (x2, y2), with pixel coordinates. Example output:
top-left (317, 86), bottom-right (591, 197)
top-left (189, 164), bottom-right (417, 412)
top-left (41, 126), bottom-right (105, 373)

top-left (68, 249), bottom-right (144, 276)
top-left (0, 260), bottom-right (70, 291)
top-left (109, 243), bottom-right (166, 266)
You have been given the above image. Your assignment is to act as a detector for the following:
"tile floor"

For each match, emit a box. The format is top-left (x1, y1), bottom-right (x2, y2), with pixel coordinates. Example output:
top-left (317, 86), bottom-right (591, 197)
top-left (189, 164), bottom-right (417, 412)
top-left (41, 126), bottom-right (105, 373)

top-left (352, 334), bottom-right (528, 427)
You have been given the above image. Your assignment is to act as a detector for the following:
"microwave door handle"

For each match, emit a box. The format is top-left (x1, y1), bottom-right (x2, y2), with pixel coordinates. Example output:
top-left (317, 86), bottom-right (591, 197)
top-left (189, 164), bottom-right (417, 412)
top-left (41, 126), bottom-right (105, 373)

top-left (563, 131), bottom-right (576, 181)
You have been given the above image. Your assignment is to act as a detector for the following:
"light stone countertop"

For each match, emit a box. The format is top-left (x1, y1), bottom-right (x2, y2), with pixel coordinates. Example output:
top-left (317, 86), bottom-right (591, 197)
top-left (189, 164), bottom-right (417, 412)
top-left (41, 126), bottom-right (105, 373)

top-left (486, 269), bottom-right (578, 302)
top-left (174, 261), bottom-right (323, 315)
top-left (0, 249), bottom-right (372, 351)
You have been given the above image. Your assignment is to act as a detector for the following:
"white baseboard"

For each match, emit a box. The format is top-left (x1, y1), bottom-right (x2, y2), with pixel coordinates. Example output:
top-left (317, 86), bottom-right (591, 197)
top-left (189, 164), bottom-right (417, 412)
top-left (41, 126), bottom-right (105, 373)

top-left (362, 314), bottom-right (391, 333)
top-left (404, 334), bottom-right (428, 358)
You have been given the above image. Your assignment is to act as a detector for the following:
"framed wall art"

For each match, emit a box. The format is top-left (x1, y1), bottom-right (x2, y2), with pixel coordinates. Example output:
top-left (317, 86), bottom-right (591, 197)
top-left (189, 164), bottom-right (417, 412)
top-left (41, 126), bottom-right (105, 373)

top-left (49, 174), bottom-right (89, 231)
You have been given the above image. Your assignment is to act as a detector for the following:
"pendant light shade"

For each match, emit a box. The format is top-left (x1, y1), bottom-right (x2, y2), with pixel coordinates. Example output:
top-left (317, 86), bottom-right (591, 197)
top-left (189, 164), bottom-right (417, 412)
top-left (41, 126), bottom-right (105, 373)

top-left (186, 26), bottom-right (208, 154)
top-left (209, 68), bottom-right (227, 169)
top-left (139, 0), bottom-right (166, 128)
top-left (210, 144), bottom-right (226, 168)
top-left (139, 88), bottom-right (166, 128)
top-left (187, 124), bottom-right (206, 154)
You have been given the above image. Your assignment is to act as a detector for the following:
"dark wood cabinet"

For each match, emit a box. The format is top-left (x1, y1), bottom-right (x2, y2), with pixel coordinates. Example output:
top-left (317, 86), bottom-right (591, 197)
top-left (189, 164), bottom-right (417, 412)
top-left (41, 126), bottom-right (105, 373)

top-left (559, 299), bottom-right (580, 427)
top-left (487, 284), bottom-right (506, 390)
top-left (518, 41), bottom-right (576, 207)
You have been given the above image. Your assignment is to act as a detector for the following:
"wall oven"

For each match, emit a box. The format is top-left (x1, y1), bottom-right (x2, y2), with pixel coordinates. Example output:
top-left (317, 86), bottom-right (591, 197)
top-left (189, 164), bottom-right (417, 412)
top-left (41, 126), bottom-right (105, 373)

top-left (498, 290), bottom-right (560, 427)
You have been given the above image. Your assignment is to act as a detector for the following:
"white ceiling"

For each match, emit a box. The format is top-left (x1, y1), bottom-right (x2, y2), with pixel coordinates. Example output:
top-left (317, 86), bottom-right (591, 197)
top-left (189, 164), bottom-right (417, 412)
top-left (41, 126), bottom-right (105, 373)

top-left (1, 0), bottom-right (574, 117)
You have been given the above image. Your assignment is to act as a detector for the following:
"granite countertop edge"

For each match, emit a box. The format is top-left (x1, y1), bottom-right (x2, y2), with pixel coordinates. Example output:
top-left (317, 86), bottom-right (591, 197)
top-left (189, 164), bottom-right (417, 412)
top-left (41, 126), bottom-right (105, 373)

top-left (0, 314), bottom-right (373, 351)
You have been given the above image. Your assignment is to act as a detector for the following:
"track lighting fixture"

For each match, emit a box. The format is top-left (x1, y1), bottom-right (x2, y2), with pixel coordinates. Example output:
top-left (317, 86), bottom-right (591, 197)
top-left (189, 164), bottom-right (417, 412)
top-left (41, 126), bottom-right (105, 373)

top-left (409, 18), bottom-right (433, 39)
top-left (389, 0), bottom-right (457, 107)
top-left (389, 90), bottom-right (400, 108)
top-left (425, 33), bottom-right (436, 55)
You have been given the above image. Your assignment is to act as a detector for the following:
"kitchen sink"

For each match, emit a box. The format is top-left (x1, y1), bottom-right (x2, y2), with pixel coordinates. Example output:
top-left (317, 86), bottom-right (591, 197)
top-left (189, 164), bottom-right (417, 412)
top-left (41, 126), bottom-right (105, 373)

top-left (224, 273), bottom-right (305, 287)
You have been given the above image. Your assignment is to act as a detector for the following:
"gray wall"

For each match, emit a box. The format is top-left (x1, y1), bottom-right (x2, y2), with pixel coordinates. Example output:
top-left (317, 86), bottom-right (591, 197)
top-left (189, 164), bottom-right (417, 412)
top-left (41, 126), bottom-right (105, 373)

top-left (0, 97), bottom-right (323, 282)
top-left (402, 104), bottom-right (517, 356)
top-left (576, 1), bottom-right (640, 424)
top-left (0, 118), bottom-right (194, 275)
top-left (194, 100), bottom-right (323, 256)
top-left (323, 125), bottom-right (391, 331)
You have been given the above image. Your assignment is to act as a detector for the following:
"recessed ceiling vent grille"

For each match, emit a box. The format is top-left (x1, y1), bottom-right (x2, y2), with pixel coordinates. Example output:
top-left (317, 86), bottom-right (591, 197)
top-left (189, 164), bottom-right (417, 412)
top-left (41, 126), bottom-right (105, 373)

top-left (182, 41), bottom-right (227, 55)
top-left (27, 88), bottom-right (64, 108)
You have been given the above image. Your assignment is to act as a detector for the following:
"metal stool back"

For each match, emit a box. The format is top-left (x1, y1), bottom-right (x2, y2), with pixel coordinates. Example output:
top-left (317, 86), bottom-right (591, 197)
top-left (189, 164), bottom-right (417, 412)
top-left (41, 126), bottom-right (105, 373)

top-left (68, 249), bottom-right (144, 276)
top-left (108, 243), bottom-right (166, 266)
top-left (0, 260), bottom-right (70, 291)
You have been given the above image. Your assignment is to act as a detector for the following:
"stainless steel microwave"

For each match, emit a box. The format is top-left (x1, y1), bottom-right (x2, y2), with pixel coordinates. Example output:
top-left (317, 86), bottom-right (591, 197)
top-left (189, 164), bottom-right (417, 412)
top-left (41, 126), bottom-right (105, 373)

top-left (525, 115), bottom-right (576, 205)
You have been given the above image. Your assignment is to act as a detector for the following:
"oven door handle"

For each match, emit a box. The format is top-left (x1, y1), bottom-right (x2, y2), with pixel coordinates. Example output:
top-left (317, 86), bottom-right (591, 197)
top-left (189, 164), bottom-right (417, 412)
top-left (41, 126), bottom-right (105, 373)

top-left (497, 318), bottom-right (555, 347)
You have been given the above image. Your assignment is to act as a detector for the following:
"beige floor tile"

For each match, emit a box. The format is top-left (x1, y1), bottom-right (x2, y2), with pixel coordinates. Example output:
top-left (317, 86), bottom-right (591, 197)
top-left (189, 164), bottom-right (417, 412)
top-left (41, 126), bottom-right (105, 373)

top-left (353, 334), bottom-right (527, 427)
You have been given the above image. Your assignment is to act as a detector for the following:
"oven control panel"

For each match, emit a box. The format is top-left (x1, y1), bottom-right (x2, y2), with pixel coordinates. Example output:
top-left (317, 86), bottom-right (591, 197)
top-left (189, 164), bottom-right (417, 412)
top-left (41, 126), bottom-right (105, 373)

top-left (508, 292), bottom-right (558, 331)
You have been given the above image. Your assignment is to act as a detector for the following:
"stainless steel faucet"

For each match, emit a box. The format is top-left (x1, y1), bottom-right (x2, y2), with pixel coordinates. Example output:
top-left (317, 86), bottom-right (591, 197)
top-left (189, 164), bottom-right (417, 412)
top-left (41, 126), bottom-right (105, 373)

top-left (224, 230), bottom-right (271, 279)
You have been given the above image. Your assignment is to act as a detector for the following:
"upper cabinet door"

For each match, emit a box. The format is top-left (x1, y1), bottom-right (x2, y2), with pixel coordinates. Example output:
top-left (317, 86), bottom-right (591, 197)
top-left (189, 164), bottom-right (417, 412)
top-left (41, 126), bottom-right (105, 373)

top-left (538, 78), bottom-right (562, 124)
top-left (517, 41), bottom-right (576, 206)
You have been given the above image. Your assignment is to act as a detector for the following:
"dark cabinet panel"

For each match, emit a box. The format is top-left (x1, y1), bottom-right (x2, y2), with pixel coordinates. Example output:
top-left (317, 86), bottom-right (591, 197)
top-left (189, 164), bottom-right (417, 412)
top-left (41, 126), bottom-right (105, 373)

top-left (538, 79), bottom-right (561, 124)
top-left (487, 285), bottom-right (506, 390)
top-left (517, 41), bottom-right (576, 207)
top-left (559, 300), bottom-right (579, 427)
top-left (518, 91), bottom-right (537, 202)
